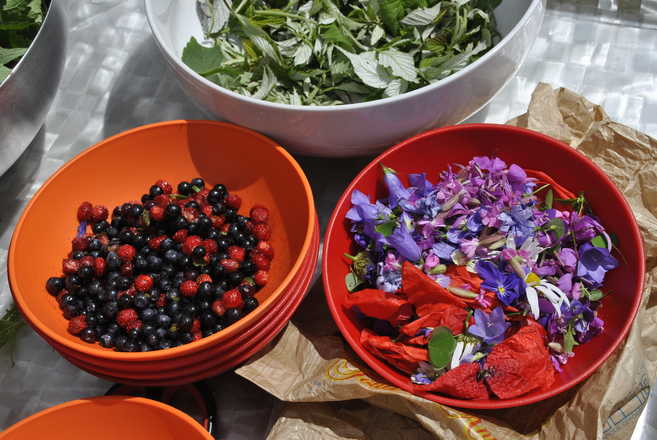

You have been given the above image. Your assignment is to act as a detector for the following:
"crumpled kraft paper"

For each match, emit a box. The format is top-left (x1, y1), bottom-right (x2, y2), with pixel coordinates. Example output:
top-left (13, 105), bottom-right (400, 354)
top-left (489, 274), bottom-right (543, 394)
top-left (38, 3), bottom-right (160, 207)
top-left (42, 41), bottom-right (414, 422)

top-left (236, 83), bottom-right (657, 440)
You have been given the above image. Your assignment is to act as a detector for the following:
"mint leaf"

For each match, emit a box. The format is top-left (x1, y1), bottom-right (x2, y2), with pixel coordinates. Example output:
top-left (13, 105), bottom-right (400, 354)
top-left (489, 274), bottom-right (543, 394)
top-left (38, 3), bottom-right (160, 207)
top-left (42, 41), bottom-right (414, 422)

top-left (428, 326), bottom-right (456, 370)
top-left (182, 37), bottom-right (225, 76)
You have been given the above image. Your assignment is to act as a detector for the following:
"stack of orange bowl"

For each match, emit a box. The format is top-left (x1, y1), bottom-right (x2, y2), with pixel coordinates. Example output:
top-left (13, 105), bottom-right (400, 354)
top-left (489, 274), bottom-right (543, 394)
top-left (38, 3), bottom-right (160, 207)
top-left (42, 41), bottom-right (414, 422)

top-left (8, 121), bottom-right (319, 386)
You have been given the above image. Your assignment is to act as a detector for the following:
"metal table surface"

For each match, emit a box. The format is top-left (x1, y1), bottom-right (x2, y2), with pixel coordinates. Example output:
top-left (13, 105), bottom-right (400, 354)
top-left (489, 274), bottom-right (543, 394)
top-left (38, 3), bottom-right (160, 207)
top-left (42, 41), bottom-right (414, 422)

top-left (1, 0), bottom-right (656, 438)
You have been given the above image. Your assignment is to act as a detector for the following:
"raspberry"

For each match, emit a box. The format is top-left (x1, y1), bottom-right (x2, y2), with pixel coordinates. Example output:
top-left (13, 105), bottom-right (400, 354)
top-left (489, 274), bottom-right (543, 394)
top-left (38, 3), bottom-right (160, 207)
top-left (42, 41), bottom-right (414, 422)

top-left (94, 257), bottom-right (106, 277)
top-left (173, 229), bottom-right (188, 243)
top-left (211, 300), bottom-right (225, 316)
top-left (253, 223), bottom-right (271, 241)
top-left (191, 319), bottom-right (201, 333)
top-left (203, 239), bottom-right (218, 255)
top-left (182, 207), bottom-right (197, 223)
top-left (252, 253), bottom-right (271, 271)
top-left (148, 235), bottom-right (167, 250)
top-left (116, 309), bottom-right (139, 329)
top-left (227, 246), bottom-right (245, 263)
top-left (71, 236), bottom-right (89, 251)
top-left (117, 244), bottom-right (136, 261)
top-left (250, 205), bottom-right (269, 224)
top-left (120, 262), bottom-right (134, 277)
top-left (68, 315), bottom-right (87, 335)
top-left (255, 240), bottom-right (274, 258)
top-left (150, 205), bottom-right (165, 221)
top-left (155, 179), bottom-right (173, 194)
top-left (220, 258), bottom-right (240, 273)
top-left (153, 194), bottom-right (170, 208)
top-left (202, 205), bottom-right (213, 217)
top-left (91, 205), bottom-right (109, 223)
top-left (226, 193), bottom-right (241, 209)
top-left (62, 258), bottom-right (80, 275)
top-left (254, 270), bottom-right (269, 286)
top-left (125, 319), bottom-right (143, 331)
top-left (180, 280), bottom-right (199, 297)
top-left (196, 274), bottom-right (212, 285)
top-left (80, 256), bottom-right (94, 267)
top-left (156, 293), bottom-right (167, 308)
top-left (222, 289), bottom-right (243, 309)
top-left (134, 274), bottom-right (153, 292)
top-left (211, 215), bottom-right (225, 228)
top-left (182, 235), bottom-right (203, 256)
top-left (77, 202), bottom-right (93, 222)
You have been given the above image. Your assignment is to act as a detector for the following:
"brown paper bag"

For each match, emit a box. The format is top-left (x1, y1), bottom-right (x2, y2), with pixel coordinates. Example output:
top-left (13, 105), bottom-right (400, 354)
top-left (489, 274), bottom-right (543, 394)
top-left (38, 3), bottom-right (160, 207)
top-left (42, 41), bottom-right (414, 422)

top-left (237, 83), bottom-right (657, 439)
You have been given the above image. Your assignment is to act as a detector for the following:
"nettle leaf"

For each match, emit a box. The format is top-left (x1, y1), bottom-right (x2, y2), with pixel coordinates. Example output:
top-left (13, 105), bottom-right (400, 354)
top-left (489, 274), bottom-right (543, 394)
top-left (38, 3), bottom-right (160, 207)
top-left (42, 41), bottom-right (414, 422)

top-left (378, 0), bottom-right (404, 36)
top-left (336, 47), bottom-right (391, 89)
top-left (0, 65), bottom-right (11, 82)
top-left (383, 78), bottom-right (407, 97)
top-left (252, 65), bottom-right (278, 99)
top-left (321, 22), bottom-right (355, 51)
top-left (198, 0), bottom-right (231, 34)
top-left (0, 46), bottom-right (26, 65)
top-left (345, 272), bottom-right (364, 292)
top-left (591, 235), bottom-right (607, 249)
top-left (379, 48), bottom-right (418, 82)
top-left (293, 43), bottom-right (313, 65)
top-left (318, 11), bottom-right (336, 24)
top-left (370, 25), bottom-right (385, 45)
top-left (182, 37), bottom-right (225, 76)
top-left (400, 2), bottom-right (441, 26)
top-left (428, 326), bottom-right (456, 370)
top-left (236, 15), bottom-right (282, 64)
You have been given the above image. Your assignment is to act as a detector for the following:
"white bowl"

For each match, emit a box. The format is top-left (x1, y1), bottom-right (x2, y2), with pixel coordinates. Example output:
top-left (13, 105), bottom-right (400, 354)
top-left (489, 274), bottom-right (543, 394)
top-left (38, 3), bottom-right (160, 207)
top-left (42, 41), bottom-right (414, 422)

top-left (145, 0), bottom-right (545, 157)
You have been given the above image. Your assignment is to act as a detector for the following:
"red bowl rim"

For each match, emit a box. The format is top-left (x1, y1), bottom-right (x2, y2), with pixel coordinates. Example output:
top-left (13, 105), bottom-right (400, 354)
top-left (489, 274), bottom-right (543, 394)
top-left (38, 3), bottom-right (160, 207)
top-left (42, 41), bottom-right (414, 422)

top-left (8, 120), bottom-right (317, 362)
top-left (322, 123), bottom-right (645, 409)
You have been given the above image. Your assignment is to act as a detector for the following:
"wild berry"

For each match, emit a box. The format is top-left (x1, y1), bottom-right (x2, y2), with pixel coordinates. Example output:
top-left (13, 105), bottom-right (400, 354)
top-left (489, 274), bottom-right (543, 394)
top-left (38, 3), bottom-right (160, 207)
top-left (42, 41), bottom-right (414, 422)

top-left (226, 194), bottom-right (241, 210)
top-left (211, 300), bottom-right (225, 317)
top-left (72, 236), bottom-right (89, 251)
top-left (117, 244), bottom-right (136, 262)
top-left (255, 241), bottom-right (274, 258)
top-left (222, 289), bottom-right (243, 309)
top-left (254, 270), bottom-right (269, 286)
top-left (77, 202), bottom-right (93, 222)
top-left (134, 274), bottom-right (153, 292)
top-left (91, 205), bottom-right (109, 223)
top-left (253, 223), bottom-right (272, 241)
top-left (62, 258), bottom-right (81, 275)
top-left (249, 206), bottom-right (269, 224)
top-left (220, 258), bottom-right (240, 273)
top-left (252, 253), bottom-right (271, 271)
top-left (173, 229), bottom-right (188, 243)
top-left (68, 315), bottom-right (87, 335)
top-left (180, 280), bottom-right (199, 297)
top-left (116, 308), bottom-right (139, 329)
top-left (227, 246), bottom-right (246, 263)
top-left (155, 179), bottom-right (173, 194)
top-left (94, 257), bottom-right (106, 277)
top-left (150, 205), bottom-right (165, 222)
top-left (148, 235), bottom-right (166, 250)
top-left (182, 235), bottom-right (203, 256)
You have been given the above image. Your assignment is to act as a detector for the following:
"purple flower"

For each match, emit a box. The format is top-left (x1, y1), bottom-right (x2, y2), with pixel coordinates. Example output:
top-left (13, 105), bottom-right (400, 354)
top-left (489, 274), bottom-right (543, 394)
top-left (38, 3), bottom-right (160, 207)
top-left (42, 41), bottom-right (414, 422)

top-left (576, 316), bottom-right (604, 343)
top-left (382, 166), bottom-right (411, 209)
top-left (472, 156), bottom-right (507, 173)
top-left (557, 273), bottom-right (573, 296)
top-left (424, 253), bottom-right (440, 271)
top-left (558, 248), bottom-right (578, 273)
top-left (468, 307), bottom-right (510, 345)
top-left (387, 224), bottom-right (421, 262)
top-left (408, 173), bottom-right (434, 196)
top-left (507, 164), bottom-right (527, 192)
top-left (345, 190), bottom-right (378, 222)
top-left (576, 243), bottom-right (618, 286)
top-left (572, 215), bottom-right (602, 242)
top-left (432, 242), bottom-right (456, 261)
top-left (534, 259), bottom-right (558, 276)
top-left (476, 261), bottom-right (524, 306)
top-left (460, 238), bottom-right (479, 259)
top-left (375, 261), bottom-right (402, 292)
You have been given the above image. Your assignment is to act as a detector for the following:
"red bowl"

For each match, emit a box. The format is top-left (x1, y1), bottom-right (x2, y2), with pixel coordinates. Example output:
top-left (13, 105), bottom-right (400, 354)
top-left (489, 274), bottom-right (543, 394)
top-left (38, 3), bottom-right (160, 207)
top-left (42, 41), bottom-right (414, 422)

top-left (322, 124), bottom-right (645, 409)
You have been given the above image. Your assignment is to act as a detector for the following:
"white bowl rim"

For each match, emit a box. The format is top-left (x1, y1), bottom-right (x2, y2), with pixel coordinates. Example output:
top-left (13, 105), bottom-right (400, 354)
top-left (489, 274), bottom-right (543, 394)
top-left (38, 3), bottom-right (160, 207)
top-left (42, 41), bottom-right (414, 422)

top-left (144, 0), bottom-right (542, 112)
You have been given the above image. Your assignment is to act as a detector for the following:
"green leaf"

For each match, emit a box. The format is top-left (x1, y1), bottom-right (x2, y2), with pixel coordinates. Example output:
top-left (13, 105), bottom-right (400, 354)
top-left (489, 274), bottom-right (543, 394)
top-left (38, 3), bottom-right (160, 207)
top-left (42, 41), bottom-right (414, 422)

top-left (336, 47), bottom-right (391, 89)
top-left (0, 65), bottom-right (11, 82)
top-left (400, 2), bottom-right (441, 26)
top-left (0, 305), bottom-right (24, 352)
top-left (591, 235), bottom-right (607, 249)
top-left (378, 0), bottom-right (404, 36)
top-left (345, 272), bottom-right (363, 292)
top-left (544, 189), bottom-right (553, 210)
top-left (320, 22), bottom-right (355, 51)
top-left (428, 326), bottom-right (456, 370)
top-left (141, 210), bottom-right (150, 227)
top-left (378, 48), bottom-right (417, 82)
top-left (375, 220), bottom-right (397, 237)
top-left (192, 185), bottom-right (202, 193)
top-left (547, 218), bottom-right (566, 239)
top-left (182, 37), bottom-right (225, 76)
top-left (587, 289), bottom-right (604, 301)
top-left (563, 327), bottom-right (578, 354)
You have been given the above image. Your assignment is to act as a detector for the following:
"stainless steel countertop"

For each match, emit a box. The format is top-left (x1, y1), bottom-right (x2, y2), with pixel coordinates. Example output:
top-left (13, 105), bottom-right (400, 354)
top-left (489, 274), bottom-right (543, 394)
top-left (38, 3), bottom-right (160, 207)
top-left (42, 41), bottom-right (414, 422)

top-left (0, 0), bottom-right (655, 438)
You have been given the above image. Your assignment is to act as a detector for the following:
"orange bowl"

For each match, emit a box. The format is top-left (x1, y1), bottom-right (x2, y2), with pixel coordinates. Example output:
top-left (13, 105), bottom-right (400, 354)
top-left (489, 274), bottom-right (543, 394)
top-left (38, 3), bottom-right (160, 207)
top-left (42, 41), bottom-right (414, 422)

top-left (8, 121), bottom-right (316, 367)
top-left (0, 396), bottom-right (213, 440)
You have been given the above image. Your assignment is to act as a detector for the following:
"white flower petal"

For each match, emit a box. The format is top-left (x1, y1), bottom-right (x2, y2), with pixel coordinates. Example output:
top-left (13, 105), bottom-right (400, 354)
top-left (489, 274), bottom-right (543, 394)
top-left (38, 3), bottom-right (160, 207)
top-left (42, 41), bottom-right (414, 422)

top-left (541, 280), bottom-right (570, 307)
top-left (601, 230), bottom-right (613, 252)
top-left (451, 341), bottom-right (464, 369)
top-left (460, 342), bottom-right (474, 362)
top-left (525, 285), bottom-right (540, 319)
top-left (535, 285), bottom-right (562, 316)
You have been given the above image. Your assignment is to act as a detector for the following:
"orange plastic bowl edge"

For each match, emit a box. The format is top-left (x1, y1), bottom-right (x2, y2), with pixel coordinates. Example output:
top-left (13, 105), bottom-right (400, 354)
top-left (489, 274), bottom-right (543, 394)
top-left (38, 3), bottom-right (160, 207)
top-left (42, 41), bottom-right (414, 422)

top-left (322, 123), bottom-right (645, 409)
top-left (8, 120), bottom-right (316, 362)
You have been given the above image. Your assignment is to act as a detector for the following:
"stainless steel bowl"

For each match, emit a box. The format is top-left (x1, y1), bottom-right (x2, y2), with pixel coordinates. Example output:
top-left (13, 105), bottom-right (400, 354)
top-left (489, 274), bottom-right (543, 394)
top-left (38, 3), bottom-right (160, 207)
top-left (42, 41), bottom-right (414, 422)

top-left (0, 0), bottom-right (66, 176)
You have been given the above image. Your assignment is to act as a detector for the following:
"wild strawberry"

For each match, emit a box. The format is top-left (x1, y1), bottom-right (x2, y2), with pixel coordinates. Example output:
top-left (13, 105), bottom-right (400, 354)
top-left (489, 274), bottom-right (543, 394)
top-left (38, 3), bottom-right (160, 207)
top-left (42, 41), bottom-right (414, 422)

top-left (192, 331), bottom-right (202, 341)
top-left (250, 205), bottom-right (269, 224)
top-left (116, 308), bottom-right (139, 329)
top-left (77, 202), bottom-right (93, 222)
top-left (226, 193), bottom-right (241, 210)
top-left (222, 289), bottom-right (243, 309)
top-left (196, 274), bottom-right (212, 285)
top-left (191, 319), bottom-right (201, 333)
top-left (202, 239), bottom-right (218, 255)
top-left (211, 215), bottom-right (225, 228)
top-left (135, 274), bottom-right (153, 292)
top-left (62, 258), bottom-right (80, 275)
top-left (156, 293), bottom-right (167, 308)
top-left (71, 236), bottom-right (89, 251)
top-left (155, 179), bottom-right (173, 194)
top-left (220, 223), bottom-right (231, 233)
top-left (154, 194), bottom-right (170, 208)
top-left (211, 300), bottom-right (225, 316)
top-left (180, 280), bottom-right (199, 297)
top-left (117, 244), bottom-right (136, 261)
top-left (150, 205), bottom-right (165, 221)
top-left (148, 235), bottom-right (167, 250)
top-left (255, 240), bottom-right (274, 258)
top-left (202, 205), bottom-right (213, 217)
top-left (182, 235), bottom-right (203, 255)
top-left (220, 258), bottom-right (239, 273)
top-left (252, 252), bottom-right (271, 271)
top-left (253, 223), bottom-right (271, 241)
top-left (254, 270), bottom-right (269, 286)
top-left (68, 315), bottom-right (87, 335)
top-left (120, 261), bottom-right (134, 276)
top-left (91, 205), bottom-right (109, 223)
top-left (94, 257), bottom-right (106, 277)
top-left (80, 256), bottom-right (95, 267)
top-left (173, 229), bottom-right (188, 243)
top-left (227, 246), bottom-right (245, 263)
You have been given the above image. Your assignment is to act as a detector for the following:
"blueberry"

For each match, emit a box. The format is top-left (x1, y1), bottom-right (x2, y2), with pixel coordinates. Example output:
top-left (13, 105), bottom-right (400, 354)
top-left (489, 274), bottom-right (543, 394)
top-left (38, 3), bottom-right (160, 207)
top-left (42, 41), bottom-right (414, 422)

top-left (119, 229), bottom-right (134, 244)
top-left (134, 294), bottom-right (149, 309)
top-left (177, 181), bottom-right (192, 195)
top-left (157, 314), bottom-right (172, 328)
top-left (118, 294), bottom-right (133, 309)
top-left (197, 282), bottom-right (213, 297)
top-left (206, 229), bottom-right (219, 240)
top-left (160, 237), bottom-right (175, 252)
top-left (156, 328), bottom-right (168, 339)
top-left (150, 185), bottom-right (164, 197)
top-left (140, 343), bottom-right (151, 352)
top-left (198, 299), bottom-right (211, 311)
top-left (99, 334), bottom-right (114, 348)
top-left (80, 328), bottom-right (97, 343)
top-left (128, 328), bottom-right (141, 340)
top-left (71, 250), bottom-right (86, 260)
top-left (88, 280), bottom-right (103, 296)
top-left (243, 296), bottom-right (259, 313)
top-left (85, 315), bottom-right (98, 327)
top-left (96, 312), bottom-right (109, 324)
top-left (202, 329), bottom-right (216, 338)
top-left (63, 304), bottom-right (81, 319)
top-left (188, 222), bottom-right (200, 236)
top-left (166, 288), bottom-right (180, 302)
top-left (106, 323), bottom-right (120, 336)
top-left (146, 333), bottom-right (159, 346)
top-left (92, 221), bottom-right (109, 234)
top-left (224, 308), bottom-right (241, 324)
top-left (180, 332), bottom-right (194, 344)
top-left (173, 217), bottom-right (188, 231)
top-left (196, 217), bottom-right (212, 233)
top-left (178, 314), bottom-right (193, 331)
top-left (192, 246), bottom-right (206, 258)
top-left (46, 277), bottom-right (64, 295)
top-left (117, 276), bottom-right (131, 290)
top-left (240, 261), bottom-right (256, 276)
top-left (185, 201), bottom-right (200, 211)
top-left (114, 335), bottom-right (128, 351)
top-left (142, 324), bottom-right (156, 335)
top-left (134, 255), bottom-right (148, 272)
top-left (164, 249), bottom-right (180, 264)
top-left (191, 177), bottom-right (205, 188)
top-left (130, 204), bottom-right (144, 217)
top-left (184, 304), bottom-right (198, 315)
top-left (159, 339), bottom-right (172, 350)
top-left (133, 231), bottom-right (148, 248)
top-left (65, 275), bottom-right (82, 293)
top-left (106, 226), bottom-right (119, 238)
top-left (147, 255), bottom-right (163, 271)
top-left (184, 270), bottom-right (199, 281)
top-left (141, 308), bottom-right (157, 322)
top-left (88, 238), bottom-right (102, 251)
top-left (165, 204), bottom-right (181, 219)
top-left (212, 204), bottom-right (225, 215)
top-left (207, 190), bottom-right (222, 204)
top-left (201, 312), bottom-right (216, 329)
top-left (238, 283), bottom-right (255, 297)
top-left (213, 184), bottom-right (227, 197)
top-left (228, 271), bottom-right (243, 285)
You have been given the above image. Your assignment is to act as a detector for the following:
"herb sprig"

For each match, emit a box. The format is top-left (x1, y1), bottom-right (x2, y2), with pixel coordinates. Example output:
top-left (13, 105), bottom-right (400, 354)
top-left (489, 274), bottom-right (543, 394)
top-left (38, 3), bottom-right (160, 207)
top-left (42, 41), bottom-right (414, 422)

top-left (0, 305), bottom-right (25, 361)
top-left (183, 0), bottom-right (502, 105)
top-left (0, 0), bottom-right (45, 82)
